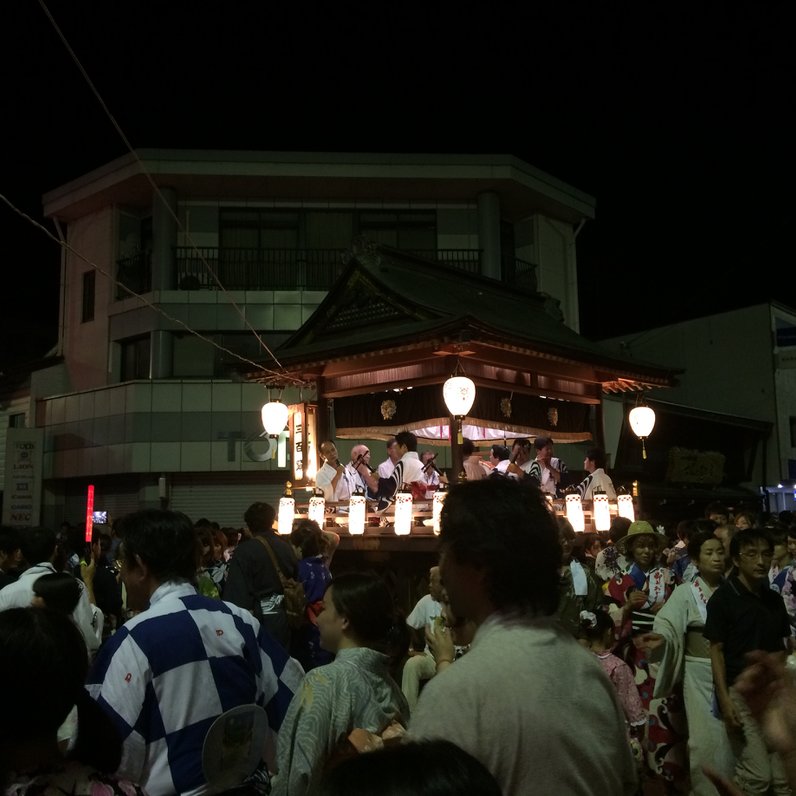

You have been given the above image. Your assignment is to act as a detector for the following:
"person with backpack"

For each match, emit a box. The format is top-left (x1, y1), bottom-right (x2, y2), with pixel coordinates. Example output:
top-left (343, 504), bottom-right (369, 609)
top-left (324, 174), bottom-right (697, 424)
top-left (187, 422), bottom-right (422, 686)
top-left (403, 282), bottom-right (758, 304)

top-left (224, 502), bottom-right (301, 652)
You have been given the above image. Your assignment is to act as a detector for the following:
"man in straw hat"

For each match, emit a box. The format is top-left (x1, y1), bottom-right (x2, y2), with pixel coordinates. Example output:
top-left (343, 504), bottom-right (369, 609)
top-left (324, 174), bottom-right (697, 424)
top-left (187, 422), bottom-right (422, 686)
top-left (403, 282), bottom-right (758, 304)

top-left (609, 521), bottom-right (671, 631)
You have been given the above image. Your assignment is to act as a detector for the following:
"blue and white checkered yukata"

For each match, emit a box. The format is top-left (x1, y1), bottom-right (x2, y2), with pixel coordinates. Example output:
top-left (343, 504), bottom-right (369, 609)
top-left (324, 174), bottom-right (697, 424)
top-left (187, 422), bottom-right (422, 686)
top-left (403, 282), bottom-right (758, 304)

top-left (86, 581), bottom-right (304, 796)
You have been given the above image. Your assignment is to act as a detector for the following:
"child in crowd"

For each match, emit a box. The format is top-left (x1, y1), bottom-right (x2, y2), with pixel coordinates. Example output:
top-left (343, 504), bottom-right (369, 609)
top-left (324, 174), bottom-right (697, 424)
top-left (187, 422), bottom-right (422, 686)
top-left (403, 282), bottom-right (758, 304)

top-left (579, 609), bottom-right (646, 790)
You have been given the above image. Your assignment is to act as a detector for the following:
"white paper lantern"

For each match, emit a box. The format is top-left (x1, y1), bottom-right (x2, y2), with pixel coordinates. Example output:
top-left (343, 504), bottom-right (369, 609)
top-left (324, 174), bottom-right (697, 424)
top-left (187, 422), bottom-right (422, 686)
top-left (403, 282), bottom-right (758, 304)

top-left (394, 489), bottom-right (413, 536)
top-left (617, 493), bottom-right (636, 522)
top-left (565, 493), bottom-right (585, 534)
top-left (593, 491), bottom-right (611, 532)
top-left (277, 496), bottom-right (295, 535)
top-left (307, 494), bottom-right (325, 526)
top-left (261, 400), bottom-right (289, 436)
top-left (432, 489), bottom-right (447, 536)
top-left (348, 489), bottom-right (366, 536)
top-left (442, 376), bottom-right (476, 417)
top-left (629, 404), bottom-right (656, 459)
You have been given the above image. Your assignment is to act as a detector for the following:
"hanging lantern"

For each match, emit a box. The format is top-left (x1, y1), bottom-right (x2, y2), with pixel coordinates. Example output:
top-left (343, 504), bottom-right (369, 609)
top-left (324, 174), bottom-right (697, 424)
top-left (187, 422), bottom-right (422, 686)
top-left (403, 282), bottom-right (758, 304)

top-left (565, 492), bottom-right (585, 534)
top-left (443, 375), bottom-right (476, 445)
top-left (261, 400), bottom-right (290, 436)
top-left (348, 487), bottom-right (367, 536)
top-left (629, 404), bottom-right (656, 460)
top-left (394, 487), bottom-right (414, 536)
top-left (432, 487), bottom-right (447, 535)
top-left (617, 491), bottom-right (636, 522)
top-left (593, 489), bottom-right (611, 532)
top-left (277, 481), bottom-right (295, 535)
top-left (307, 488), bottom-right (325, 527)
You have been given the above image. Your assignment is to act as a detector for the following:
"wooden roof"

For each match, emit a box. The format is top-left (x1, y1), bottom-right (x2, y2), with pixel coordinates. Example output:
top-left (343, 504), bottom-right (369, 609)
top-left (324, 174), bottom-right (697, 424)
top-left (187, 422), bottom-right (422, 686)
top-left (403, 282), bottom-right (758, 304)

top-left (249, 240), bottom-right (680, 409)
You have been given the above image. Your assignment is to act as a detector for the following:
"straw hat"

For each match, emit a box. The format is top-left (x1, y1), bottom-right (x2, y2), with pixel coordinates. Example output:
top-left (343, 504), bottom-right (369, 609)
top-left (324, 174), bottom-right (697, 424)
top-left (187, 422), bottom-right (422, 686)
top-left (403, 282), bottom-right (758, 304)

top-left (615, 520), bottom-right (666, 556)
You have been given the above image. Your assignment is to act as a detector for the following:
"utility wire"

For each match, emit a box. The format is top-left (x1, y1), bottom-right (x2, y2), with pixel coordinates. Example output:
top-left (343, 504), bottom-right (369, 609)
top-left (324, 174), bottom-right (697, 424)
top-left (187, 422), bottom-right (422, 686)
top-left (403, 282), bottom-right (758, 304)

top-left (36, 0), bottom-right (287, 373)
top-left (0, 193), bottom-right (306, 385)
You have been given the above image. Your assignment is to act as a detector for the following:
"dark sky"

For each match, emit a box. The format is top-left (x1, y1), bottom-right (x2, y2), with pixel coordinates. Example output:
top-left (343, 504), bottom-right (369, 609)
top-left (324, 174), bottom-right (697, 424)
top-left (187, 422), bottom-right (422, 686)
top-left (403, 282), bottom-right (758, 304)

top-left (2, 2), bottom-right (793, 371)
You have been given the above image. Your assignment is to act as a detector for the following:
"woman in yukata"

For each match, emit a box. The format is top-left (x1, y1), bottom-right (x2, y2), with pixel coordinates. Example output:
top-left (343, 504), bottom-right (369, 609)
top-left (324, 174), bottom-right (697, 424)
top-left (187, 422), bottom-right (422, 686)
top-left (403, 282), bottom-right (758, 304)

top-left (289, 518), bottom-right (334, 672)
top-left (607, 521), bottom-right (687, 794)
top-left (272, 571), bottom-right (410, 796)
top-left (642, 528), bottom-right (735, 796)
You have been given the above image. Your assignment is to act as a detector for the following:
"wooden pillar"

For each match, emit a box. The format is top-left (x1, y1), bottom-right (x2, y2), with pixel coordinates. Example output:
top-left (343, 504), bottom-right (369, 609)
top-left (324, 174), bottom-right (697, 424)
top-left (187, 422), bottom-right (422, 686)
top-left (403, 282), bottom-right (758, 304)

top-left (449, 413), bottom-right (464, 484)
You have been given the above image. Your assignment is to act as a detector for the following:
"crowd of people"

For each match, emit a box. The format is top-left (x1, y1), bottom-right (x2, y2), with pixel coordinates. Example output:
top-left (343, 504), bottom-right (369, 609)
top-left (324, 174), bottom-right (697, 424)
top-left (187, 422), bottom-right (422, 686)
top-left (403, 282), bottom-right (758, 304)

top-left (1, 434), bottom-right (796, 795)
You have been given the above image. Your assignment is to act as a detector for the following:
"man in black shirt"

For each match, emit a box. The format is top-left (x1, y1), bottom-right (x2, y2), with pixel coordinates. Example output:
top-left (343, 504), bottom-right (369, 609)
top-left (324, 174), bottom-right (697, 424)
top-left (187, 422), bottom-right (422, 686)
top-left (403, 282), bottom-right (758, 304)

top-left (223, 501), bottom-right (299, 651)
top-left (705, 527), bottom-right (792, 795)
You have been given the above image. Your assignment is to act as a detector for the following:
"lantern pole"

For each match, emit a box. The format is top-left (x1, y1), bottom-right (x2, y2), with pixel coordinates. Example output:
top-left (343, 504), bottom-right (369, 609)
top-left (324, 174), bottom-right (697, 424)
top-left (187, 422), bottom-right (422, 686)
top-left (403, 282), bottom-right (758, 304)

top-left (449, 411), bottom-right (463, 484)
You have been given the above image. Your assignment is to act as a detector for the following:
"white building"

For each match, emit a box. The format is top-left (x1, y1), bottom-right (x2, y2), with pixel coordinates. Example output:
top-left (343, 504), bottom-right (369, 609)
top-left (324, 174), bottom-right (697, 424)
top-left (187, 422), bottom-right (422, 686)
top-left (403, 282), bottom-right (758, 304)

top-left (3, 150), bottom-right (600, 528)
top-left (600, 302), bottom-right (796, 515)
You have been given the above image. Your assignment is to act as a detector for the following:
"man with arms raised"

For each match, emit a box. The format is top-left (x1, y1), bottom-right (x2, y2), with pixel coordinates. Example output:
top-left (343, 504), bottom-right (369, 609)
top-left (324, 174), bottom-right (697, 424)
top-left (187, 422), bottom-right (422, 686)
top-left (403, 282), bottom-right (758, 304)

top-left (409, 478), bottom-right (638, 795)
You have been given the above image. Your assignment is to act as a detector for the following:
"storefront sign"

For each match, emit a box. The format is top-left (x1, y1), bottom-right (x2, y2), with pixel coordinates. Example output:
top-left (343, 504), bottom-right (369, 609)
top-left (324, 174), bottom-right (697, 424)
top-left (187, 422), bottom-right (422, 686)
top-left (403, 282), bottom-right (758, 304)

top-left (2, 428), bottom-right (44, 527)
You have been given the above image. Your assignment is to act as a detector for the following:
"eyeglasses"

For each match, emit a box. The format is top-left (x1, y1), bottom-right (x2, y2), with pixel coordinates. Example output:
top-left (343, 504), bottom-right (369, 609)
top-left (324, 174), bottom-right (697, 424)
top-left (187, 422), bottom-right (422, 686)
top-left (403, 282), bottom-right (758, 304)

top-left (739, 549), bottom-right (774, 560)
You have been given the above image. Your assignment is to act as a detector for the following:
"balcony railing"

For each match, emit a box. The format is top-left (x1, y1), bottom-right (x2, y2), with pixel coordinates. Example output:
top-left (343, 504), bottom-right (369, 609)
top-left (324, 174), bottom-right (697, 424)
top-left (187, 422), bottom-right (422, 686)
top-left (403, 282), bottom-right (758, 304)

top-left (173, 248), bottom-right (348, 291)
top-left (116, 250), bottom-right (152, 298)
top-left (115, 247), bottom-right (535, 294)
top-left (502, 255), bottom-right (537, 292)
top-left (172, 247), bottom-right (486, 291)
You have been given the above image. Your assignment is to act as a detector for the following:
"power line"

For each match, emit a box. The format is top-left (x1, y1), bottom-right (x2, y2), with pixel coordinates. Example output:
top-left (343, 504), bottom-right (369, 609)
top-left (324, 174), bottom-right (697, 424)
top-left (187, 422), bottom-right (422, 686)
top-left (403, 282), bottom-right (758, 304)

top-left (0, 193), bottom-right (306, 385)
top-left (36, 0), bottom-right (287, 374)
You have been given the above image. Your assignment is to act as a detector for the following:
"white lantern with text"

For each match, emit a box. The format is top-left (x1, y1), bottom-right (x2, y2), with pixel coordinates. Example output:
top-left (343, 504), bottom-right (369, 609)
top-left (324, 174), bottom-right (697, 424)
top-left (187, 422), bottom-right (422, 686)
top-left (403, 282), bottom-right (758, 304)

top-left (394, 488), bottom-right (413, 536)
top-left (443, 375), bottom-right (476, 444)
top-left (593, 489), bottom-right (611, 532)
top-left (308, 489), bottom-right (325, 527)
top-left (432, 488), bottom-right (447, 535)
top-left (348, 488), bottom-right (366, 536)
top-left (617, 492), bottom-right (636, 522)
top-left (629, 404), bottom-right (656, 460)
top-left (277, 482), bottom-right (295, 535)
top-left (565, 493), bottom-right (586, 534)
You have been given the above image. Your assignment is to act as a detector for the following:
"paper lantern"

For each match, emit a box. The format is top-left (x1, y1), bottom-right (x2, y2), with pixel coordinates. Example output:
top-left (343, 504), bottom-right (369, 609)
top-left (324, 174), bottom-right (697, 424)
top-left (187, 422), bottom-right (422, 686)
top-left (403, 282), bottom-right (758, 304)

top-left (348, 488), bottom-right (366, 536)
top-left (261, 400), bottom-right (289, 436)
top-left (565, 493), bottom-right (585, 534)
top-left (277, 482), bottom-right (295, 535)
top-left (432, 489), bottom-right (447, 536)
top-left (629, 404), bottom-right (656, 460)
top-left (593, 490), bottom-right (611, 532)
top-left (442, 376), bottom-right (476, 417)
top-left (307, 492), bottom-right (325, 526)
top-left (394, 488), bottom-right (413, 536)
top-left (617, 493), bottom-right (636, 522)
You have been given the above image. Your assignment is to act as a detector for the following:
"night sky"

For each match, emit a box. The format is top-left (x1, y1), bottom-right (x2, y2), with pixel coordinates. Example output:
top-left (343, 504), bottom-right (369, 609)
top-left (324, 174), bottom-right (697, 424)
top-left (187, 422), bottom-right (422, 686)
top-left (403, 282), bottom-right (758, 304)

top-left (2, 2), bottom-right (792, 371)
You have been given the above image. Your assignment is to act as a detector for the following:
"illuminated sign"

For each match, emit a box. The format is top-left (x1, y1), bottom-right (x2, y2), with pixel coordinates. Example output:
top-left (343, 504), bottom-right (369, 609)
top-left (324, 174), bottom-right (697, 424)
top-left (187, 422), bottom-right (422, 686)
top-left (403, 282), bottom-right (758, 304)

top-left (289, 403), bottom-right (318, 487)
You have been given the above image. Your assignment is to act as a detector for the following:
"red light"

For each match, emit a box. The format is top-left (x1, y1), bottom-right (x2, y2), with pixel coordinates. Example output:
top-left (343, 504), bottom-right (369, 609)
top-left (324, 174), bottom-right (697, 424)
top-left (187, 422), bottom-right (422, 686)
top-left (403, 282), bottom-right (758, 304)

top-left (85, 485), bottom-right (95, 543)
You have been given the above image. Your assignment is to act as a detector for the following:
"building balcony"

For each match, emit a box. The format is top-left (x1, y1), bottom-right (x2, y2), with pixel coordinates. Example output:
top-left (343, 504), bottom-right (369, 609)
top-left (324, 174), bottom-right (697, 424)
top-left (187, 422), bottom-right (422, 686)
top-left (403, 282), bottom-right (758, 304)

top-left (115, 247), bottom-right (536, 295)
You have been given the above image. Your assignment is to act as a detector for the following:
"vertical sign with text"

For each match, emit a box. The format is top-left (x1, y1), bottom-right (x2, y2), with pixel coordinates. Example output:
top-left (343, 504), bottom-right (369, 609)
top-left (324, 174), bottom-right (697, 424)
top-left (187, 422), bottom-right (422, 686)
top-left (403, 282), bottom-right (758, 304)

top-left (2, 427), bottom-right (44, 527)
top-left (289, 403), bottom-right (318, 487)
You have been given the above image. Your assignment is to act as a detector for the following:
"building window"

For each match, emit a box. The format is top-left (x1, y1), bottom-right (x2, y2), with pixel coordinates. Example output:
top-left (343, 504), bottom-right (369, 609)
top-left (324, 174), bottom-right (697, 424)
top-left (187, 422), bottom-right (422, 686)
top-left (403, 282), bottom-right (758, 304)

top-left (172, 332), bottom-right (291, 378)
top-left (356, 210), bottom-right (437, 251)
top-left (120, 336), bottom-right (150, 380)
top-left (8, 413), bottom-right (25, 428)
top-left (81, 270), bottom-right (96, 323)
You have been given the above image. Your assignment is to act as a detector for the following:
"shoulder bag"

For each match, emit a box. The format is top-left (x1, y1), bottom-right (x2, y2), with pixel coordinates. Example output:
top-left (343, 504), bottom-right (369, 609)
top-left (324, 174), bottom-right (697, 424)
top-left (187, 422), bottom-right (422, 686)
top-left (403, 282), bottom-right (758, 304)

top-left (254, 536), bottom-right (307, 629)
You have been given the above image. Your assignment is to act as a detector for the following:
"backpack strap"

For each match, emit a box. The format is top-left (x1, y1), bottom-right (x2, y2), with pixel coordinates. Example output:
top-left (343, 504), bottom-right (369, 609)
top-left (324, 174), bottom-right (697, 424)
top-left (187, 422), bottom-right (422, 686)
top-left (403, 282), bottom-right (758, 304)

top-left (254, 534), bottom-right (288, 590)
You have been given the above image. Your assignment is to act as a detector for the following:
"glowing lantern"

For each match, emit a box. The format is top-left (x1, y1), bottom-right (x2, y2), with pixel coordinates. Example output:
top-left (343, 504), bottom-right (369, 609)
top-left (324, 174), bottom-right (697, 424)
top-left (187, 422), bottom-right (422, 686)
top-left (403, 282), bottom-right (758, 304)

top-left (565, 493), bottom-right (585, 534)
top-left (348, 488), bottom-right (367, 536)
top-left (629, 404), bottom-right (656, 460)
top-left (394, 487), bottom-right (413, 536)
top-left (593, 490), bottom-right (611, 532)
top-left (277, 482), bottom-right (295, 535)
